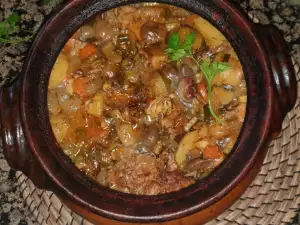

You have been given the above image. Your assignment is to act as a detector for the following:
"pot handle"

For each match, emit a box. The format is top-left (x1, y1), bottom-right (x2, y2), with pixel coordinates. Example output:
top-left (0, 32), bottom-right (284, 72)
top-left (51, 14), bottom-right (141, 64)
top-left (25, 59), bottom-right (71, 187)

top-left (255, 25), bottom-right (297, 137)
top-left (0, 78), bottom-right (48, 189)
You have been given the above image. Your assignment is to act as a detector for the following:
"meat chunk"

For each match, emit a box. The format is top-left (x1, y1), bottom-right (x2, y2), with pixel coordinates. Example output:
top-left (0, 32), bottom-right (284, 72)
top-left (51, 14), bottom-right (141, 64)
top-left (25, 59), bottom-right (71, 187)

top-left (107, 154), bottom-right (162, 194)
top-left (106, 153), bottom-right (193, 195)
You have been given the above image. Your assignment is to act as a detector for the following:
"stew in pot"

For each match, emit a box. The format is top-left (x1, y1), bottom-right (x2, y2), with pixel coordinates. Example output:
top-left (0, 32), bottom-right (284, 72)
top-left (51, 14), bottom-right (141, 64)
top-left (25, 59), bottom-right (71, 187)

top-left (48, 3), bottom-right (247, 195)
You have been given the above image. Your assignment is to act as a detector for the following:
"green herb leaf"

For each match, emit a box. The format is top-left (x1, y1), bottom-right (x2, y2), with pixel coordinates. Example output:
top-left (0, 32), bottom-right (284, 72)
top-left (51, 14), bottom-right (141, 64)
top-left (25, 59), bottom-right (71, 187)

top-left (165, 32), bottom-right (196, 62)
top-left (201, 61), bottom-right (231, 82)
top-left (7, 12), bottom-right (20, 27)
top-left (181, 32), bottom-right (196, 51)
top-left (167, 33), bottom-right (180, 50)
top-left (200, 61), bottom-right (214, 81)
top-left (164, 48), bottom-right (175, 55)
top-left (215, 62), bottom-right (231, 72)
top-left (171, 49), bottom-right (187, 61)
top-left (199, 60), bottom-right (231, 124)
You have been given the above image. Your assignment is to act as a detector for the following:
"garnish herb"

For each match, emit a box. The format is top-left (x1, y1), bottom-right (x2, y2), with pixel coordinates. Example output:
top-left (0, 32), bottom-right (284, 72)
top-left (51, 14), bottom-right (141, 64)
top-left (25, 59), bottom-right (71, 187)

top-left (165, 32), bottom-right (231, 124)
top-left (0, 12), bottom-right (33, 45)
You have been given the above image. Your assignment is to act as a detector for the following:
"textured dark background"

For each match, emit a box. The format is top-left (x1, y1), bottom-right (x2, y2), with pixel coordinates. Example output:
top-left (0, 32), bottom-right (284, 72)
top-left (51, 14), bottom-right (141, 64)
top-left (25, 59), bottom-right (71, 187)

top-left (0, 0), bottom-right (299, 224)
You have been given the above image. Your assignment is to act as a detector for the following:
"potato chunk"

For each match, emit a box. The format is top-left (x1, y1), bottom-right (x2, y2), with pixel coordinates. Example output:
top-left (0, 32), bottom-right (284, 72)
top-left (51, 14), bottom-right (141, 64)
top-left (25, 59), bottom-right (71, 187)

top-left (49, 53), bottom-right (69, 89)
top-left (50, 115), bottom-right (70, 143)
top-left (194, 17), bottom-right (226, 47)
top-left (87, 93), bottom-right (104, 118)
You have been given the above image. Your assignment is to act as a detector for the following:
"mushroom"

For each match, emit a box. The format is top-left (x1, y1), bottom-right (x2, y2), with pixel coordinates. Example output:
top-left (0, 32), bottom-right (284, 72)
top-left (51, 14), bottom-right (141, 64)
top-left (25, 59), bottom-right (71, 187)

top-left (180, 64), bottom-right (195, 77)
top-left (142, 125), bottom-right (159, 149)
top-left (162, 63), bottom-right (180, 84)
top-left (176, 76), bottom-right (195, 106)
top-left (175, 127), bottom-right (208, 166)
top-left (140, 21), bottom-right (167, 45)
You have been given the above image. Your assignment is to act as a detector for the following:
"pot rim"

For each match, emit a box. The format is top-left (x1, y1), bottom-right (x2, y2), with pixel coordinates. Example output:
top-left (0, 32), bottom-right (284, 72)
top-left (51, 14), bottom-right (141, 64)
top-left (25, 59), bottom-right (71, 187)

top-left (20, 0), bottom-right (274, 222)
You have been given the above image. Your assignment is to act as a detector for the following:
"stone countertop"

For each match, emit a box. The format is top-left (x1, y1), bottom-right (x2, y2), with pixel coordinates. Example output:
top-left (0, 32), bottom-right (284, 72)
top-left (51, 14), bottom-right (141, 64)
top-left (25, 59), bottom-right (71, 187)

top-left (0, 0), bottom-right (299, 224)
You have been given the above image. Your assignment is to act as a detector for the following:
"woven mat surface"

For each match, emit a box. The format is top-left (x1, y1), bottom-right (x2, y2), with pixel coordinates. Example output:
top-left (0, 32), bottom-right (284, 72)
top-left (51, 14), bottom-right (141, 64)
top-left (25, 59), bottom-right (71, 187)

top-left (13, 7), bottom-right (300, 225)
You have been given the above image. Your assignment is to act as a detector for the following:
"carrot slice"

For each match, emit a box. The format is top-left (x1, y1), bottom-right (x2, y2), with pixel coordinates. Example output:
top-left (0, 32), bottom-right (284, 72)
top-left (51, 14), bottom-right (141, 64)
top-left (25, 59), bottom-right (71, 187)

top-left (202, 146), bottom-right (223, 159)
top-left (73, 77), bottom-right (90, 99)
top-left (185, 15), bottom-right (198, 26)
top-left (79, 43), bottom-right (97, 60)
top-left (87, 127), bottom-right (109, 141)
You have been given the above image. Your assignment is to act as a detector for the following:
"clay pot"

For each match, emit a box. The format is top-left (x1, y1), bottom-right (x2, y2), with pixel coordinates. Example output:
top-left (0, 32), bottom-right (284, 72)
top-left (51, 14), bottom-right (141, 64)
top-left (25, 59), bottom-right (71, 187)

top-left (0, 0), bottom-right (297, 224)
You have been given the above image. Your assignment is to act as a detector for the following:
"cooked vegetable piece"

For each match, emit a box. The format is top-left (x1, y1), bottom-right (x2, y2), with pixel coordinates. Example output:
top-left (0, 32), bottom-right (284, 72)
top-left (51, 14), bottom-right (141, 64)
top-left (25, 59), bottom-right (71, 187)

top-left (73, 77), bottom-right (102, 99)
top-left (49, 53), bottom-right (69, 89)
top-left (193, 17), bottom-right (227, 47)
top-left (208, 124), bottom-right (230, 139)
top-left (67, 55), bottom-right (82, 74)
top-left (176, 130), bottom-right (204, 166)
top-left (202, 145), bottom-right (223, 159)
top-left (177, 27), bottom-right (204, 50)
top-left (50, 115), bottom-right (70, 143)
top-left (87, 127), bottom-right (109, 141)
top-left (116, 120), bottom-right (140, 146)
top-left (212, 87), bottom-right (234, 105)
top-left (185, 15), bottom-right (198, 26)
top-left (177, 76), bottom-right (195, 103)
top-left (149, 72), bottom-right (169, 97)
top-left (217, 57), bottom-right (243, 86)
top-left (162, 63), bottom-right (179, 82)
top-left (102, 41), bottom-right (122, 64)
top-left (87, 93), bottom-right (104, 117)
top-left (48, 91), bottom-right (61, 115)
top-left (79, 44), bottom-right (97, 60)
top-left (63, 38), bottom-right (85, 54)
top-left (196, 82), bottom-right (208, 102)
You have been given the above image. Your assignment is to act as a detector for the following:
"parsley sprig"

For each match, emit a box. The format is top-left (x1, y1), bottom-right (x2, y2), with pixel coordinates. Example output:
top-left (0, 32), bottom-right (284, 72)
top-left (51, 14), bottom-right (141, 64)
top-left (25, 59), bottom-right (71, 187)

top-left (165, 32), bottom-right (231, 124)
top-left (165, 32), bottom-right (196, 61)
top-left (0, 12), bottom-right (33, 45)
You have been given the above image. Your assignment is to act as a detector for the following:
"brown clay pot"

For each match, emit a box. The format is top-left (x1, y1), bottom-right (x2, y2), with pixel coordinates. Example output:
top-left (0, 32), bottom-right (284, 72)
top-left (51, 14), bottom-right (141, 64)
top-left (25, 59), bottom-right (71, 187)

top-left (0, 0), bottom-right (297, 224)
